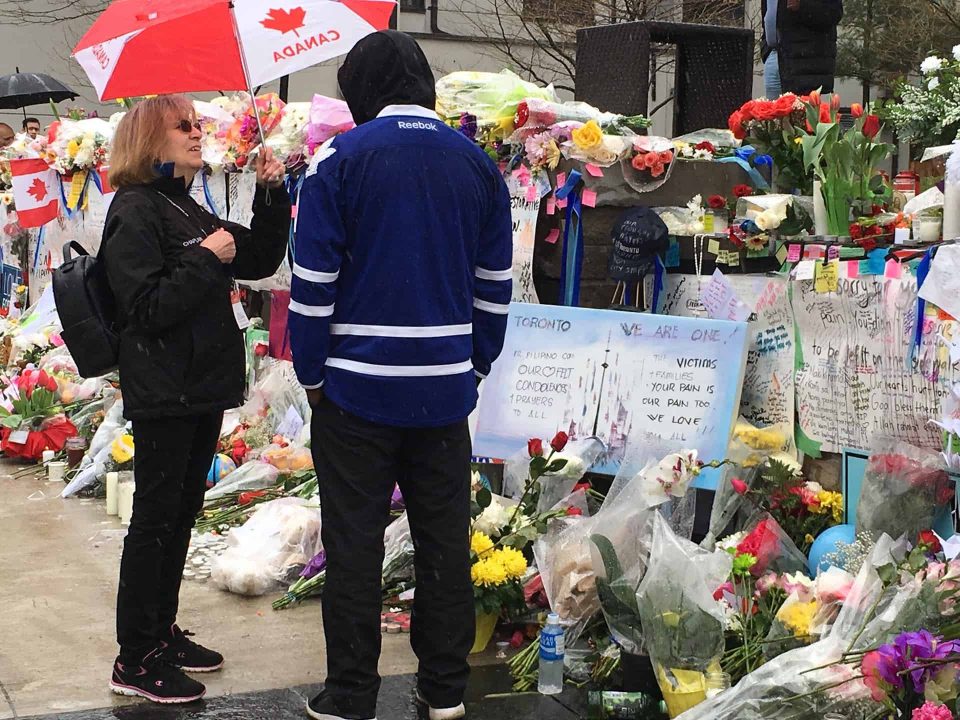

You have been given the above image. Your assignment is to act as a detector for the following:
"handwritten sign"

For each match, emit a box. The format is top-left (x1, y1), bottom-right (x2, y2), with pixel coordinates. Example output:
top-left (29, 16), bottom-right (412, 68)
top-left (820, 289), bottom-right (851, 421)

top-left (473, 303), bottom-right (749, 488)
top-left (795, 275), bottom-right (960, 453)
top-left (506, 177), bottom-right (540, 304)
top-left (656, 274), bottom-right (796, 444)
top-left (700, 269), bottom-right (751, 322)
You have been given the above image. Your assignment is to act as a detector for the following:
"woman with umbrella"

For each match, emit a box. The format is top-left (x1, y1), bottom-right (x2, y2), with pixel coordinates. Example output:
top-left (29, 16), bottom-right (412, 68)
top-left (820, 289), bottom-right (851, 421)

top-left (102, 95), bottom-right (289, 704)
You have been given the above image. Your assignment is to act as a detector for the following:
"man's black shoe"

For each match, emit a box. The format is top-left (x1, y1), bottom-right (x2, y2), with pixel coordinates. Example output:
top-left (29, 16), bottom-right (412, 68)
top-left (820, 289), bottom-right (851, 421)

top-left (160, 624), bottom-right (224, 673)
top-left (109, 648), bottom-right (205, 704)
top-left (306, 690), bottom-right (377, 720)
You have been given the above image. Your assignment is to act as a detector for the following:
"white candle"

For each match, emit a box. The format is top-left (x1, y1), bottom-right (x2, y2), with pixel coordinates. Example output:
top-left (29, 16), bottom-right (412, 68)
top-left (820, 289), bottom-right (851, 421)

top-left (47, 461), bottom-right (67, 483)
top-left (42, 450), bottom-right (55, 464)
top-left (813, 180), bottom-right (829, 236)
top-left (945, 176), bottom-right (960, 241)
top-left (117, 481), bottom-right (135, 526)
top-left (106, 472), bottom-right (119, 516)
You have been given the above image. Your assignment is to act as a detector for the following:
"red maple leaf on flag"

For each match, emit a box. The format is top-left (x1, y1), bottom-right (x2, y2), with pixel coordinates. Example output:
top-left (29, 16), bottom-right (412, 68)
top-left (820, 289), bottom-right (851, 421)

top-left (27, 177), bottom-right (48, 203)
top-left (261, 7), bottom-right (306, 37)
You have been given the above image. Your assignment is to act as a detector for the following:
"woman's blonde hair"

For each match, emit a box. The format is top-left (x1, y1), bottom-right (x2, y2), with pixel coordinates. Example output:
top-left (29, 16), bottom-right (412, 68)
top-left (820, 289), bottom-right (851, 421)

top-left (109, 95), bottom-right (196, 189)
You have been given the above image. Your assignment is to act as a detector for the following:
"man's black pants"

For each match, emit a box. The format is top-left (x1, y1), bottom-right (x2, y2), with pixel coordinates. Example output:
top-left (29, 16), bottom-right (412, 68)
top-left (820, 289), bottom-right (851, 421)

top-left (117, 413), bottom-right (222, 663)
top-left (311, 397), bottom-right (474, 717)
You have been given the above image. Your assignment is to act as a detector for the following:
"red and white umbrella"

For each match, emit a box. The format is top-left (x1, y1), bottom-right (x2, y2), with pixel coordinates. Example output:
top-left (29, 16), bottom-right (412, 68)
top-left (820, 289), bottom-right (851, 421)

top-left (73, 0), bottom-right (396, 101)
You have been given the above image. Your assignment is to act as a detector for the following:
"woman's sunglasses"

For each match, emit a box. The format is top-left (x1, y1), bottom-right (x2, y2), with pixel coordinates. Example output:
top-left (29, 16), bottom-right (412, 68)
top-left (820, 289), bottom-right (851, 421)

top-left (174, 119), bottom-right (201, 133)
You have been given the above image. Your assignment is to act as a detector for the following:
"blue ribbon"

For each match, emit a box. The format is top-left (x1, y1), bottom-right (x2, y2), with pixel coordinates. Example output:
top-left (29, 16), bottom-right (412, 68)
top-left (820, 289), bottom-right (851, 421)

top-left (285, 172), bottom-right (305, 260)
top-left (651, 256), bottom-right (665, 314)
top-left (201, 174), bottom-right (220, 217)
top-left (33, 225), bottom-right (45, 272)
top-left (717, 145), bottom-right (771, 190)
top-left (912, 248), bottom-right (934, 361)
top-left (557, 170), bottom-right (583, 306)
top-left (57, 176), bottom-right (73, 221)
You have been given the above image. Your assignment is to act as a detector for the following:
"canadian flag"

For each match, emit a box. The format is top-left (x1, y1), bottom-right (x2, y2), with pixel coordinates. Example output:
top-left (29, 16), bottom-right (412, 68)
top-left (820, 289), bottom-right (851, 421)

top-left (94, 165), bottom-right (116, 210)
top-left (10, 159), bottom-right (59, 228)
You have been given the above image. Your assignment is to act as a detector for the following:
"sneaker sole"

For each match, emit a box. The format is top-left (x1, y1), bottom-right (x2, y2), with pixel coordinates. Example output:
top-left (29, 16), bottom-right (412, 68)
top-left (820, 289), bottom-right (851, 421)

top-left (304, 701), bottom-right (377, 720)
top-left (176, 661), bottom-right (224, 673)
top-left (109, 681), bottom-right (205, 704)
top-left (414, 690), bottom-right (465, 720)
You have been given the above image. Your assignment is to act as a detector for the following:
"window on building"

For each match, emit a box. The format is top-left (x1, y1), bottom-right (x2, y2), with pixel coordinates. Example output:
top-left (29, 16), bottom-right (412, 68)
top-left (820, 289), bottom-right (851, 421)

top-left (400, 0), bottom-right (426, 12)
top-left (522, 0), bottom-right (595, 26)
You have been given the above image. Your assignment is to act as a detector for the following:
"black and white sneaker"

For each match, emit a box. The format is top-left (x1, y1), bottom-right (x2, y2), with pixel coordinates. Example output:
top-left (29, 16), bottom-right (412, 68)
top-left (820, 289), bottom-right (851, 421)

top-left (109, 648), bottom-right (206, 704)
top-left (306, 690), bottom-right (377, 720)
top-left (415, 689), bottom-right (466, 720)
top-left (159, 624), bottom-right (224, 673)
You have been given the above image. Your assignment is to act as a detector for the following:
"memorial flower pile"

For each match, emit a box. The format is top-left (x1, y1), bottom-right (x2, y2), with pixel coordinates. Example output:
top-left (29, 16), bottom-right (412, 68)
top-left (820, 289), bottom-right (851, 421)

top-left (882, 46), bottom-right (960, 152)
top-left (729, 92), bottom-right (811, 193)
top-left (471, 532), bottom-right (529, 616)
top-left (44, 118), bottom-right (112, 174)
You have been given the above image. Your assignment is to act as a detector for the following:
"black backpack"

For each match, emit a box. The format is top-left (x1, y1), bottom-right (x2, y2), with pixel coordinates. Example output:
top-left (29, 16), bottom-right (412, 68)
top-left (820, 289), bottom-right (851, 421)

top-left (52, 240), bottom-right (119, 378)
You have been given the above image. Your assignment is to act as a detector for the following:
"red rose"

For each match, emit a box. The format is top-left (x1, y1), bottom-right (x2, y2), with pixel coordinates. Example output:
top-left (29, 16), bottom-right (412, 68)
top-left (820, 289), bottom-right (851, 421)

top-left (731, 478), bottom-right (748, 495)
top-left (631, 154), bottom-right (646, 171)
top-left (510, 630), bottom-right (525, 649)
top-left (254, 343), bottom-right (268, 358)
top-left (737, 518), bottom-right (780, 575)
top-left (644, 151), bottom-right (659, 168)
top-left (650, 163), bottom-right (666, 178)
top-left (849, 223), bottom-right (863, 239)
top-left (528, 438), bottom-right (544, 457)
top-left (708, 194), bottom-right (727, 209)
top-left (819, 103), bottom-right (831, 124)
top-left (740, 100), bottom-right (757, 121)
top-left (858, 237), bottom-right (877, 252)
top-left (566, 506), bottom-right (583, 516)
top-left (728, 111), bottom-right (746, 140)
top-left (515, 101), bottom-right (529, 129)
top-left (919, 529), bottom-right (942, 553)
top-left (550, 431), bottom-right (569, 452)
top-left (733, 184), bottom-right (753, 198)
top-left (753, 101), bottom-right (778, 122)
top-left (695, 140), bottom-right (716, 153)
top-left (850, 102), bottom-right (864, 118)
top-left (658, 150), bottom-right (674, 164)
top-left (862, 114), bottom-right (881, 139)
top-left (773, 93), bottom-right (797, 117)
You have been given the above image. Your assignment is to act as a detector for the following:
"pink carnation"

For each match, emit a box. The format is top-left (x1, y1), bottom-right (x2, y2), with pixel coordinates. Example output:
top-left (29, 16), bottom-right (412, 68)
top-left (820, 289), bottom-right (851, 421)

top-left (912, 702), bottom-right (953, 720)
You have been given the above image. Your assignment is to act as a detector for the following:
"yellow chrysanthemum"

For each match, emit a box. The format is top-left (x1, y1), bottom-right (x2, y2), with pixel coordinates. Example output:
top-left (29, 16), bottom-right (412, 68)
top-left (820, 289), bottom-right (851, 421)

top-left (111, 433), bottom-right (134, 464)
top-left (777, 599), bottom-right (818, 638)
top-left (816, 490), bottom-right (844, 523)
top-left (497, 546), bottom-right (528, 579)
top-left (572, 120), bottom-right (603, 151)
top-left (471, 556), bottom-right (508, 587)
top-left (470, 531), bottom-right (494, 557)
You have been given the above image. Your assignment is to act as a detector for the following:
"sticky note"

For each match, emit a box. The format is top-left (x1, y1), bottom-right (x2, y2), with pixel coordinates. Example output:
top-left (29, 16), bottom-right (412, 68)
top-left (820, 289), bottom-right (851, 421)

top-left (885, 259), bottom-right (903, 279)
top-left (581, 189), bottom-right (597, 208)
top-left (708, 238), bottom-right (721, 256)
top-left (665, 239), bottom-right (680, 268)
top-left (556, 172), bottom-right (567, 188)
top-left (556, 197), bottom-right (568, 210)
top-left (702, 213), bottom-right (715, 234)
top-left (827, 245), bottom-right (839, 261)
top-left (585, 163), bottom-right (604, 178)
top-left (727, 251), bottom-right (740, 267)
top-left (844, 260), bottom-right (859, 278)
top-left (776, 245), bottom-right (788, 266)
top-left (546, 197), bottom-right (556, 216)
top-left (787, 244), bottom-right (802, 262)
top-left (859, 259), bottom-right (873, 276)
top-left (867, 248), bottom-right (886, 275)
top-left (544, 228), bottom-right (560, 244)
top-left (795, 260), bottom-right (816, 280)
top-left (814, 259), bottom-right (839, 293)
top-left (525, 184), bottom-right (538, 203)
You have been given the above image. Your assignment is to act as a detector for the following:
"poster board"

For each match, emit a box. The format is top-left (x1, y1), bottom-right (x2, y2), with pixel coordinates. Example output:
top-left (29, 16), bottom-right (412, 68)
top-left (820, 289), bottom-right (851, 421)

top-left (505, 176), bottom-right (540, 304)
top-left (473, 302), bottom-right (750, 489)
top-left (655, 273), bottom-right (796, 449)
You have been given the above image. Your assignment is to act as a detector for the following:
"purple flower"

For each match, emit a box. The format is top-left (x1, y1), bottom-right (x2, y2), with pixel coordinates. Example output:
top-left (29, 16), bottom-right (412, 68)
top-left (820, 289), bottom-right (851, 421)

top-left (873, 630), bottom-right (960, 695)
top-left (458, 113), bottom-right (477, 141)
top-left (300, 550), bottom-right (327, 579)
top-left (390, 484), bottom-right (405, 512)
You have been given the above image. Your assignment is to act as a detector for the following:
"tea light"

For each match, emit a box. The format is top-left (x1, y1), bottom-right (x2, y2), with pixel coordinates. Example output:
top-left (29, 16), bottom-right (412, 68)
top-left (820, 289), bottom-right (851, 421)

top-left (41, 450), bottom-right (55, 464)
top-left (106, 472), bottom-right (119, 515)
top-left (47, 461), bottom-right (67, 483)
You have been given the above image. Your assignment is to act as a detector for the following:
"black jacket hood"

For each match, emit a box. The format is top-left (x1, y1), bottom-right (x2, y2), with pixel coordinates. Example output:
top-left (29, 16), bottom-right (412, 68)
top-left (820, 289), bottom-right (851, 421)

top-left (338, 30), bottom-right (436, 125)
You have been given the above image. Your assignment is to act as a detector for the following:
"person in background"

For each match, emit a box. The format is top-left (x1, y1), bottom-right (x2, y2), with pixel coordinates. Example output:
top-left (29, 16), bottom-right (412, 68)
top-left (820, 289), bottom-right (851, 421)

top-left (290, 30), bottom-right (512, 720)
top-left (22, 117), bottom-right (40, 139)
top-left (0, 123), bottom-right (14, 147)
top-left (102, 95), bottom-right (290, 704)
top-left (761, 0), bottom-right (843, 97)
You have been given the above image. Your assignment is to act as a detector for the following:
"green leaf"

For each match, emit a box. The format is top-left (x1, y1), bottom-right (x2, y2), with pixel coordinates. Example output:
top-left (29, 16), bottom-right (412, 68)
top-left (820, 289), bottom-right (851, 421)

top-left (876, 563), bottom-right (898, 585)
top-left (1, 414), bottom-right (23, 429)
top-left (476, 487), bottom-right (492, 510)
top-left (545, 458), bottom-right (568, 474)
top-left (529, 455), bottom-right (548, 478)
top-left (590, 534), bottom-right (624, 582)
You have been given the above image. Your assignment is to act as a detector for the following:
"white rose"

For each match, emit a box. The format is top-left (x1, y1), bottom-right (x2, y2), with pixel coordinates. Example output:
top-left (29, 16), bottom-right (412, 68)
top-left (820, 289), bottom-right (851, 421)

top-left (543, 453), bottom-right (586, 480)
top-left (472, 500), bottom-right (515, 537)
top-left (930, 77), bottom-right (941, 91)
top-left (921, 56), bottom-right (944, 74)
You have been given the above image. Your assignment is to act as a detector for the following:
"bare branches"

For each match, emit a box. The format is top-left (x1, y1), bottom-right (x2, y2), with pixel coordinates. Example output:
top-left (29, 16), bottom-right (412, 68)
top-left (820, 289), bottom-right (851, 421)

top-left (0, 0), bottom-right (106, 25)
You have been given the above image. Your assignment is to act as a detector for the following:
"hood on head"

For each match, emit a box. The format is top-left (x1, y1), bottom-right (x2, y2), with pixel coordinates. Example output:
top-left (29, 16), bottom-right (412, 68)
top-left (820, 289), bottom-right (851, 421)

top-left (338, 30), bottom-right (436, 125)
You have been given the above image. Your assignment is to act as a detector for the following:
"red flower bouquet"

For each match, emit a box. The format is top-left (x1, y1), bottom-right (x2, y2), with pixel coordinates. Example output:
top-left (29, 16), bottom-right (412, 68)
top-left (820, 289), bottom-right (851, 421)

top-left (728, 93), bottom-right (810, 194)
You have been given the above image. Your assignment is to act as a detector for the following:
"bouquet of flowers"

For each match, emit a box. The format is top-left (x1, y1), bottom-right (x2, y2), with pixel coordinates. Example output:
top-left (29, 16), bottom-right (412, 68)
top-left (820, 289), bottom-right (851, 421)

top-left (623, 135), bottom-right (675, 191)
top-left (728, 93), bottom-right (811, 194)
top-left (304, 94), bottom-right (355, 154)
top-left (881, 48), bottom-right (960, 153)
top-left (637, 513), bottom-right (731, 717)
top-left (471, 531), bottom-right (529, 616)
top-left (221, 93), bottom-right (285, 170)
top-left (560, 119), bottom-right (635, 167)
top-left (855, 442), bottom-right (953, 543)
top-left (44, 118), bottom-right (112, 174)
top-left (265, 101), bottom-right (311, 169)
top-left (435, 70), bottom-right (556, 137)
top-left (512, 97), bottom-right (649, 141)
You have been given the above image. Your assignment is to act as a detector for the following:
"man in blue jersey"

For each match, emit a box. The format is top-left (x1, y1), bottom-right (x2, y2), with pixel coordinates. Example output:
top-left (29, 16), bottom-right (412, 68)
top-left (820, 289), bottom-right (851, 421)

top-left (290, 30), bottom-right (513, 720)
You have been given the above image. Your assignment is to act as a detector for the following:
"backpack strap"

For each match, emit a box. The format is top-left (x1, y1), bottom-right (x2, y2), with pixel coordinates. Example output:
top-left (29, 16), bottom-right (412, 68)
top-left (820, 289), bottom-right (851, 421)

top-left (62, 241), bottom-right (90, 262)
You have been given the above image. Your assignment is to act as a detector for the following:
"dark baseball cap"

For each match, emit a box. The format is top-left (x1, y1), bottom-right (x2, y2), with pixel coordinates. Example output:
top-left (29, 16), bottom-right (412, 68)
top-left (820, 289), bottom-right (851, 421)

top-left (607, 207), bottom-right (670, 280)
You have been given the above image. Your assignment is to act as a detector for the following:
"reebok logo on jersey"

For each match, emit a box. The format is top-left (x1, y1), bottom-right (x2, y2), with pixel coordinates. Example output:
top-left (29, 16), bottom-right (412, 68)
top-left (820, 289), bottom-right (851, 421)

top-left (397, 120), bottom-right (438, 131)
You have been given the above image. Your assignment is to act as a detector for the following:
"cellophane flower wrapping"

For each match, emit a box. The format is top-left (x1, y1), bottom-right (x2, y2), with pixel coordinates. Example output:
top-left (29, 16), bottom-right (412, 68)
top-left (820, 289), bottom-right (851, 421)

top-left (382, 512), bottom-right (415, 585)
top-left (61, 398), bottom-right (125, 497)
top-left (856, 440), bottom-right (953, 542)
top-left (510, 98), bottom-right (623, 141)
top-left (211, 497), bottom-right (322, 596)
top-left (621, 135), bottom-right (676, 192)
top-left (673, 535), bottom-right (935, 720)
top-left (535, 436), bottom-right (604, 512)
top-left (204, 461), bottom-right (280, 502)
top-left (435, 70), bottom-right (556, 135)
top-left (737, 513), bottom-right (808, 577)
top-left (304, 94), bottom-right (355, 153)
top-left (637, 513), bottom-right (731, 717)
top-left (265, 101), bottom-right (311, 168)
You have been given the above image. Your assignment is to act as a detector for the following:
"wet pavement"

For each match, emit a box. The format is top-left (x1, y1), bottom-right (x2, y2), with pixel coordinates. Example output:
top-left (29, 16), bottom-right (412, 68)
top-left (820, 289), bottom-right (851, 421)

top-left (19, 667), bottom-right (588, 720)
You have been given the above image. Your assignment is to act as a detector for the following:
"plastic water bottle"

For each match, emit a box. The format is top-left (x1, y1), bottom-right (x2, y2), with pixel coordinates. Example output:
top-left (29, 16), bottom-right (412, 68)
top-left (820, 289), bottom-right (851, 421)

top-left (538, 612), bottom-right (565, 695)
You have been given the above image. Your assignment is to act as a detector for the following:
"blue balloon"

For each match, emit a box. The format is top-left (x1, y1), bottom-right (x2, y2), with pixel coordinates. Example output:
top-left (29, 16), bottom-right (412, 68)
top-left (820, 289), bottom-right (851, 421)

top-left (808, 524), bottom-right (856, 575)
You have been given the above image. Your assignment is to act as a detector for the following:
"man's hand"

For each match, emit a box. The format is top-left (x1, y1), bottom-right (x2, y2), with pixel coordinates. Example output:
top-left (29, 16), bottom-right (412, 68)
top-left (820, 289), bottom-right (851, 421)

top-left (307, 388), bottom-right (325, 407)
top-left (256, 147), bottom-right (285, 188)
top-left (200, 229), bottom-right (236, 264)
top-left (787, 0), bottom-right (800, 10)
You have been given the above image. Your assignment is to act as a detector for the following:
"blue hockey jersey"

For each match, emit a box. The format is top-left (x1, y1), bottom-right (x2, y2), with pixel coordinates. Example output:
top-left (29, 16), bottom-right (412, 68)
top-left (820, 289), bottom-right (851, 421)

top-left (289, 104), bottom-right (513, 427)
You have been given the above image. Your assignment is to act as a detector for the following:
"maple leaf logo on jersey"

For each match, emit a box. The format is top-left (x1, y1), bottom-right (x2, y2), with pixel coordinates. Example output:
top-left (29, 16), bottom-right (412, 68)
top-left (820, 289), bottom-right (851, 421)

top-left (27, 177), bottom-right (48, 203)
top-left (261, 7), bottom-right (306, 38)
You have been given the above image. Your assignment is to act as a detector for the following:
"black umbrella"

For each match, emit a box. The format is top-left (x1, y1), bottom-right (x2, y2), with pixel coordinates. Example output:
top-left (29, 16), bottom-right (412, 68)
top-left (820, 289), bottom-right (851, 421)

top-left (0, 70), bottom-right (78, 110)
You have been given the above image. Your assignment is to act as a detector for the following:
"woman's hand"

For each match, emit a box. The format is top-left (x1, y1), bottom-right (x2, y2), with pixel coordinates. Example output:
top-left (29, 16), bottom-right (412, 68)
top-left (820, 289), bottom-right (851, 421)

top-left (256, 147), bottom-right (285, 188)
top-left (200, 229), bottom-right (236, 264)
